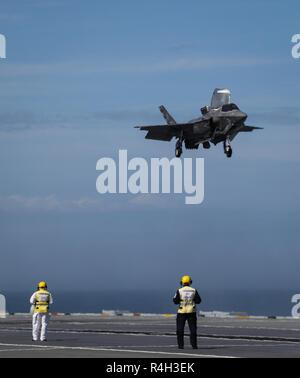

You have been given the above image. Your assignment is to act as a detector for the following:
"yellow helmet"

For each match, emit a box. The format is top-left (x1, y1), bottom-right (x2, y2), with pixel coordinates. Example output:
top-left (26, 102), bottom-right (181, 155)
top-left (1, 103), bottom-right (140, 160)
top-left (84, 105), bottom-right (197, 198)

top-left (180, 275), bottom-right (192, 286)
top-left (38, 281), bottom-right (47, 289)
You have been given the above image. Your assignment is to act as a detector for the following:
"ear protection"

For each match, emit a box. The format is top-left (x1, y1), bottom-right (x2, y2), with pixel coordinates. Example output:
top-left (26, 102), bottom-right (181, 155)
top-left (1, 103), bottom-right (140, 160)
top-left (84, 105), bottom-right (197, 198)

top-left (37, 285), bottom-right (47, 290)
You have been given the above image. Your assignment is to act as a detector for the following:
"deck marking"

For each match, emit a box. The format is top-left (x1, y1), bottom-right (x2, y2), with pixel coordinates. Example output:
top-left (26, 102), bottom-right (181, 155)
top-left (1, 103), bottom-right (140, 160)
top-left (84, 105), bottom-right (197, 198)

top-left (0, 342), bottom-right (236, 358)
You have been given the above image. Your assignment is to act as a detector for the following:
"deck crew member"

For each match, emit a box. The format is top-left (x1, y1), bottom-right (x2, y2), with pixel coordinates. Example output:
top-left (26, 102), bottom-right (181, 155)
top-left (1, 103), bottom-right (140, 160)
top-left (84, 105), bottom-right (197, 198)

top-left (29, 281), bottom-right (53, 342)
top-left (173, 275), bottom-right (201, 349)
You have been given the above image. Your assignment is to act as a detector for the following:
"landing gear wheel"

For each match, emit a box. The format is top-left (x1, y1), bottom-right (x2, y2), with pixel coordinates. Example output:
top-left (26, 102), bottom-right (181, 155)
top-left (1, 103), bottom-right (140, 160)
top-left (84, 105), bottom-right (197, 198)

top-left (225, 146), bottom-right (232, 158)
top-left (223, 140), bottom-right (232, 158)
top-left (175, 146), bottom-right (182, 158)
top-left (175, 138), bottom-right (183, 158)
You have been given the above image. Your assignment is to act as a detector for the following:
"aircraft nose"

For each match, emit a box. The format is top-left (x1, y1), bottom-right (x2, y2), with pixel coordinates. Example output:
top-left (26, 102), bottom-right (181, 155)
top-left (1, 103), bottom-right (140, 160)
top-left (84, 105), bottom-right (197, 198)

top-left (238, 111), bottom-right (247, 121)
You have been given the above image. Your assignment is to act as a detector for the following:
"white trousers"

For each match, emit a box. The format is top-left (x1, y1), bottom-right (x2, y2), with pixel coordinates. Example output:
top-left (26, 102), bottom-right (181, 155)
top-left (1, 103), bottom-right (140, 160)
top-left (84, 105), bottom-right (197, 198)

top-left (32, 313), bottom-right (50, 341)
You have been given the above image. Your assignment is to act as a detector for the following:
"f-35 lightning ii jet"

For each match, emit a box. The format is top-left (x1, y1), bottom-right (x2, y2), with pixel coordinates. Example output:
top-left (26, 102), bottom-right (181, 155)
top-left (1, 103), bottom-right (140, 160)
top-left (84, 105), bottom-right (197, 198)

top-left (135, 88), bottom-right (262, 158)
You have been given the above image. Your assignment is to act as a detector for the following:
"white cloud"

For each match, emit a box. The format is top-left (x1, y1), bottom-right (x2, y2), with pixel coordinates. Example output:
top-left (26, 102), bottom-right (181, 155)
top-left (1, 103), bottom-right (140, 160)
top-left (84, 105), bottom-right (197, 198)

top-left (0, 194), bottom-right (106, 213)
top-left (0, 55), bottom-right (282, 78)
top-left (129, 194), bottom-right (181, 209)
top-left (122, 56), bottom-right (279, 73)
top-left (0, 108), bottom-right (161, 133)
top-left (0, 193), bottom-right (182, 213)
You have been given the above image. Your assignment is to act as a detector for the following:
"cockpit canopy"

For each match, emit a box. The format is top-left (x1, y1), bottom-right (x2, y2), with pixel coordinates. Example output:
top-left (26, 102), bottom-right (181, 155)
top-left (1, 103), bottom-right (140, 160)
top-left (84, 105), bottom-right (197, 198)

top-left (221, 103), bottom-right (240, 112)
top-left (211, 88), bottom-right (231, 109)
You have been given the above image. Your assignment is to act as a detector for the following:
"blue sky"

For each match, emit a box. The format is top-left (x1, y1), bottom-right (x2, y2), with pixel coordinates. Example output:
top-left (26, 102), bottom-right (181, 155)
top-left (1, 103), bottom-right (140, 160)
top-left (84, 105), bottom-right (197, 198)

top-left (0, 0), bottom-right (299, 294)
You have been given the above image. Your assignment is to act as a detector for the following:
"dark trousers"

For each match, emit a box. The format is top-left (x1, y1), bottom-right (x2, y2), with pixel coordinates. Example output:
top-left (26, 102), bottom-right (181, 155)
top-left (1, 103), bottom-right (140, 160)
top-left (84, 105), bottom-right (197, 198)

top-left (176, 312), bottom-right (197, 348)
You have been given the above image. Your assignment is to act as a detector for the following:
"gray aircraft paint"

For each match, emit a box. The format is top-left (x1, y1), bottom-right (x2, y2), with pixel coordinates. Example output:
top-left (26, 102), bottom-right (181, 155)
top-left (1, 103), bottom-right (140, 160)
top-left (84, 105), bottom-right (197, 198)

top-left (136, 88), bottom-right (263, 158)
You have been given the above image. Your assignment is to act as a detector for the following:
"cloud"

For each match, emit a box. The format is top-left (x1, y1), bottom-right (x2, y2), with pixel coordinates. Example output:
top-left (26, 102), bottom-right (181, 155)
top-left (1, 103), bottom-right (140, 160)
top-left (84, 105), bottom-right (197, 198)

top-left (126, 56), bottom-right (279, 73)
top-left (0, 55), bottom-right (282, 78)
top-left (167, 43), bottom-right (196, 52)
top-left (129, 194), bottom-right (181, 209)
top-left (0, 192), bottom-right (184, 213)
top-left (90, 109), bottom-right (161, 123)
top-left (0, 111), bottom-right (39, 132)
top-left (0, 109), bottom-right (162, 133)
top-left (1, 104), bottom-right (299, 134)
top-left (27, 0), bottom-right (65, 8)
top-left (251, 107), bottom-right (300, 127)
top-left (0, 111), bottom-right (73, 132)
top-left (0, 194), bottom-right (115, 213)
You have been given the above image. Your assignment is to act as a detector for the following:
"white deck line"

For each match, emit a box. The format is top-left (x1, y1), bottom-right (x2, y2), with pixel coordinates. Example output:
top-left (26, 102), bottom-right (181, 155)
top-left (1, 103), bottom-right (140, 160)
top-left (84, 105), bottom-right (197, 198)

top-left (0, 342), bottom-right (236, 358)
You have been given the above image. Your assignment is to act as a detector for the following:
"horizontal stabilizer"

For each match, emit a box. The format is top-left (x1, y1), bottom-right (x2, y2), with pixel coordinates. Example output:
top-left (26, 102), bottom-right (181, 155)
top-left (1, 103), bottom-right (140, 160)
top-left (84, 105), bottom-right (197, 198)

top-left (240, 125), bottom-right (263, 132)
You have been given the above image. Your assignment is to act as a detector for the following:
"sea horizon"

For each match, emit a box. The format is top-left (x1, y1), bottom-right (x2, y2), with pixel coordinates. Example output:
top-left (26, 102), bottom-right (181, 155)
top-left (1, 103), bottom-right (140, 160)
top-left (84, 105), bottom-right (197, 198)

top-left (0, 289), bottom-right (298, 317)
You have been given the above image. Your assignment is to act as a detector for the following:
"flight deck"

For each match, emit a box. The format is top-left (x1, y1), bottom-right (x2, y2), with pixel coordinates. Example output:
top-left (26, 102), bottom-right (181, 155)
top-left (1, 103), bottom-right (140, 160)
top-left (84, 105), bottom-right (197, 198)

top-left (0, 314), bottom-right (300, 358)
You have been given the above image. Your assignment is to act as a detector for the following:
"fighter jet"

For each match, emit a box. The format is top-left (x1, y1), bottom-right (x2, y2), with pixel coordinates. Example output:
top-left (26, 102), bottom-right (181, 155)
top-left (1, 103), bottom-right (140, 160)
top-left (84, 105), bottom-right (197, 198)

top-left (135, 88), bottom-right (262, 158)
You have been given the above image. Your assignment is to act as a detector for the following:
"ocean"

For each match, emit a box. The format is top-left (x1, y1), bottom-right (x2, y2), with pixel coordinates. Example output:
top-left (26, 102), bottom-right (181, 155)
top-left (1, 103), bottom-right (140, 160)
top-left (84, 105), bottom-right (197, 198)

top-left (1, 289), bottom-right (299, 316)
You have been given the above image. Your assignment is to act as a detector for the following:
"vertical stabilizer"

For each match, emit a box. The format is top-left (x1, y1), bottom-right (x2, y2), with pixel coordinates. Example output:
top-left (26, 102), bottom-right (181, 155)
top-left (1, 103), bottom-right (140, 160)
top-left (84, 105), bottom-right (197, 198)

top-left (159, 105), bottom-right (177, 125)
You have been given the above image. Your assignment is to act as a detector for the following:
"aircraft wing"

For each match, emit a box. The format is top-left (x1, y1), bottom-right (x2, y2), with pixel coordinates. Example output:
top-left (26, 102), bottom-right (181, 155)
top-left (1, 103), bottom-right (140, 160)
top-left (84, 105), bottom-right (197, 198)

top-left (135, 120), bottom-right (209, 142)
top-left (135, 125), bottom-right (176, 141)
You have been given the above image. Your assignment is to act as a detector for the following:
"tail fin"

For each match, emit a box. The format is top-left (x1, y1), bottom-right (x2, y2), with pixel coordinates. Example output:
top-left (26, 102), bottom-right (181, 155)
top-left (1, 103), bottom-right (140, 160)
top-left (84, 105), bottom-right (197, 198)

top-left (159, 105), bottom-right (177, 125)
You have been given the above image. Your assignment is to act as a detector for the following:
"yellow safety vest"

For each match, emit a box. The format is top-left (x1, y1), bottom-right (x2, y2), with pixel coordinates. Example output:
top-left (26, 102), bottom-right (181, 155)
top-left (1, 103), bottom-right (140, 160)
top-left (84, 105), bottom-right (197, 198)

top-left (34, 290), bottom-right (51, 313)
top-left (178, 286), bottom-right (196, 314)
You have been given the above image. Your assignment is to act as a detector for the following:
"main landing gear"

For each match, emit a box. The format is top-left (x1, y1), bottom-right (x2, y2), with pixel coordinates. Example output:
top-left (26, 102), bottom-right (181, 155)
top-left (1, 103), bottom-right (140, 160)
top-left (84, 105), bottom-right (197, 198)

top-left (175, 133), bottom-right (184, 158)
top-left (223, 139), bottom-right (232, 158)
top-left (175, 139), bottom-right (183, 158)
